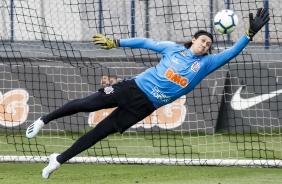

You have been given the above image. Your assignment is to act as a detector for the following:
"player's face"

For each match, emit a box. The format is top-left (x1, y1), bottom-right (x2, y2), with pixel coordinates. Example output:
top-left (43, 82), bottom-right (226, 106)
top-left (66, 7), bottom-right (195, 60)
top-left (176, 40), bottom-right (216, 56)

top-left (190, 35), bottom-right (212, 56)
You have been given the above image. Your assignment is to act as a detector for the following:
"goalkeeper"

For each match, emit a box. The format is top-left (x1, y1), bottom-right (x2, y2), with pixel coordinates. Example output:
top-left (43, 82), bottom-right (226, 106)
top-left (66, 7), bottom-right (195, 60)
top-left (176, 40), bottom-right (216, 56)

top-left (26, 8), bottom-right (269, 179)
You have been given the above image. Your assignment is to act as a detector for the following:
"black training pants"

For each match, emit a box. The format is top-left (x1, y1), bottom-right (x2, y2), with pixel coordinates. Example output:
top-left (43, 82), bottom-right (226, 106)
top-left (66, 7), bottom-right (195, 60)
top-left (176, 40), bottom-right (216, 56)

top-left (44, 79), bottom-right (156, 164)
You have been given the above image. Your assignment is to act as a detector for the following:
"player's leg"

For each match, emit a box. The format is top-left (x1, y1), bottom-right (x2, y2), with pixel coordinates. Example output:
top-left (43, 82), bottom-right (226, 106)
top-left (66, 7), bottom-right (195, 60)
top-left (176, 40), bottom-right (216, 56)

top-left (42, 91), bottom-right (116, 124)
top-left (42, 108), bottom-right (119, 179)
top-left (26, 91), bottom-right (116, 138)
top-left (41, 79), bottom-right (156, 179)
top-left (63, 79), bottom-right (157, 158)
top-left (42, 101), bottom-right (155, 179)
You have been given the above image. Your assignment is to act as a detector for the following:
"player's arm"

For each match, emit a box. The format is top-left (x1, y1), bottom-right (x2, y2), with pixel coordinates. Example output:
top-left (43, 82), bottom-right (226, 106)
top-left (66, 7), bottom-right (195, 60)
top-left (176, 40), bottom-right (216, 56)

top-left (207, 34), bottom-right (249, 73)
top-left (119, 38), bottom-right (176, 54)
top-left (207, 8), bottom-right (270, 73)
top-left (92, 34), bottom-right (175, 54)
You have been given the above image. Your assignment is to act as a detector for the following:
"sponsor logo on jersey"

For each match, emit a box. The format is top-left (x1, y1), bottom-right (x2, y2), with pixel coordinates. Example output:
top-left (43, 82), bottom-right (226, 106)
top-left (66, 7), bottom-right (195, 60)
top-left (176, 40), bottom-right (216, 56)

top-left (150, 86), bottom-right (171, 103)
top-left (191, 61), bottom-right (200, 72)
top-left (165, 68), bottom-right (188, 87)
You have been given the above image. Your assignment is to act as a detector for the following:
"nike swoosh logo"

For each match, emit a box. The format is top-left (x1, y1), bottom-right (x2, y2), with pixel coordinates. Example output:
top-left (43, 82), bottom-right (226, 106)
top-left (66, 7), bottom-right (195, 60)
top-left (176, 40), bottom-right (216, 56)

top-left (231, 86), bottom-right (282, 110)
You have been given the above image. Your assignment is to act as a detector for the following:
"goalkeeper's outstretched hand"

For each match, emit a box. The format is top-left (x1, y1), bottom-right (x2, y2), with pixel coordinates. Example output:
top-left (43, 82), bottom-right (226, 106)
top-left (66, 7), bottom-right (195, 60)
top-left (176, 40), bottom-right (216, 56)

top-left (246, 8), bottom-right (270, 41)
top-left (92, 33), bottom-right (119, 50)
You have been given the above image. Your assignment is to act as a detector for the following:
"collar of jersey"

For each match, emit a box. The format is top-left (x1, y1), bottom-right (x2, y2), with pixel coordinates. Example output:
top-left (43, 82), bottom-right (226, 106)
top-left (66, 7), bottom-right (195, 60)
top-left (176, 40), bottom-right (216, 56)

top-left (186, 48), bottom-right (203, 59)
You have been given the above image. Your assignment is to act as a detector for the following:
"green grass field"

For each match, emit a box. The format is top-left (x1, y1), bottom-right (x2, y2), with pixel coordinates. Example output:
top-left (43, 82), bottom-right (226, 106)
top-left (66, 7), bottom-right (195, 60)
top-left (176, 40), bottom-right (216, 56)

top-left (1, 131), bottom-right (282, 160)
top-left (0, 163), bottom-right (281, 184)
top-left (1, 131), bottom-right (282, 183)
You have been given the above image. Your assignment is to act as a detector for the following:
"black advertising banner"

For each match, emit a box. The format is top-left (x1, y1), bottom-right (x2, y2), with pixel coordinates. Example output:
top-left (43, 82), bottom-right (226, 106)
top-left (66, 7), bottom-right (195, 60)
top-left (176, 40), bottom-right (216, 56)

top-left (217, 59), bottom-right (282, 133)
top-left (4, 56), bottom-right (282, 134)
top-left (0, 60), bottom-right (227, 133)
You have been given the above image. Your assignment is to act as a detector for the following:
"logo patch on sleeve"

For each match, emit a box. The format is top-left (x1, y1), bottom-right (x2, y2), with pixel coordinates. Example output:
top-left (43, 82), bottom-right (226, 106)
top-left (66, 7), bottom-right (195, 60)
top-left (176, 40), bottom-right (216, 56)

top-left (104, 86), bottom-right (114, 94)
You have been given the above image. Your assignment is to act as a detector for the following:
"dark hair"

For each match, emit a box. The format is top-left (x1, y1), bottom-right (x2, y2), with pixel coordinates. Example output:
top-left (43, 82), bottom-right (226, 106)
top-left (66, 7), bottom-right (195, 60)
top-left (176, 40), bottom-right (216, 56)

top-left (184, 30), bottom-right (213, 54)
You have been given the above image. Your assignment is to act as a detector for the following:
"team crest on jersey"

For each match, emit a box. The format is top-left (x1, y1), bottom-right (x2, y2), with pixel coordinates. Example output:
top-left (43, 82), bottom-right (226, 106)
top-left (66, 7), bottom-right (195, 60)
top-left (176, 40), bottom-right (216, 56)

top-left (191, 61), bottom-right (200, 72)
top-left (104, 86), bottom-right (114, 94)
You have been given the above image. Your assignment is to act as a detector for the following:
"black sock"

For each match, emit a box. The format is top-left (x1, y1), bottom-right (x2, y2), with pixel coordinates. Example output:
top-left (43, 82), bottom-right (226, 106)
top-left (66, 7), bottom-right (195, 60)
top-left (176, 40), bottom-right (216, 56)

top-left (41, 116), bottom-right (47, 124)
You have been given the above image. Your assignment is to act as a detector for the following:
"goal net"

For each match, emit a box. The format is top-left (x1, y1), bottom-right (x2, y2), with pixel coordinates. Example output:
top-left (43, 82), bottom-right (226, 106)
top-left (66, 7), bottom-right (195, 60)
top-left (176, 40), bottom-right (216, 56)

top-left (1, 0), bottom-right (282, 167)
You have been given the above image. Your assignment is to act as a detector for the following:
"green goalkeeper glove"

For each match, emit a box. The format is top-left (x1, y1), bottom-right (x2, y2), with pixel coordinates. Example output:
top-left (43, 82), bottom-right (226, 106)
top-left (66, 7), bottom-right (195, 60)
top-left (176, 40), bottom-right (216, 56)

top-left (92, 33), bottom-right (119, 50)
top-left (246, 8), bottom-right (270, 41)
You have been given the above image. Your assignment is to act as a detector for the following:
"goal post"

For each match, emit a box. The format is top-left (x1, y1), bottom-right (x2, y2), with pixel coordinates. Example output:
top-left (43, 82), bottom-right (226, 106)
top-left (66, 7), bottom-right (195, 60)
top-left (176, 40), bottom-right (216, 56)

top-left (1, 0), bottom-right (282, 167)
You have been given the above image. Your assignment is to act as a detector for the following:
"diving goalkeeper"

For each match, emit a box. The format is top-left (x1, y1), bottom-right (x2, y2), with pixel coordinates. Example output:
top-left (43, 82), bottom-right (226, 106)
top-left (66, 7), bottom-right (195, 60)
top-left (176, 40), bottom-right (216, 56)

top-left (26, 8), bottom-right (269, 179)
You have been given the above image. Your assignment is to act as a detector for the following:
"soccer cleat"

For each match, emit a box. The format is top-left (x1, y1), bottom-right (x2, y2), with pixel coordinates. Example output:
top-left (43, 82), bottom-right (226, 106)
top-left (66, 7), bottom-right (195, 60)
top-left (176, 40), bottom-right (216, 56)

top-left (26, 117), bottom-right (45, 138)
top-left (42, 153), bottom-right (61, 179)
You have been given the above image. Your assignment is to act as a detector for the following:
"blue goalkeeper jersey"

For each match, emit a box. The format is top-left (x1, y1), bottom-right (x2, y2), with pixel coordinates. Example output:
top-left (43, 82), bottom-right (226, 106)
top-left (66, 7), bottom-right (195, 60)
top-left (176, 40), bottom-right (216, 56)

top-left (120, 34), bottom-right (250, 108)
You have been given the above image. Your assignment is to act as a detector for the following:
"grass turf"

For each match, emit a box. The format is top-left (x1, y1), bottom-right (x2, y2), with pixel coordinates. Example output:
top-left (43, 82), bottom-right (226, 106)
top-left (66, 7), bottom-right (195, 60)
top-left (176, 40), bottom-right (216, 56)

top-left (0, 163), bottom-right (281, 184)
top-left (2, 131), bottom-right (282, 160)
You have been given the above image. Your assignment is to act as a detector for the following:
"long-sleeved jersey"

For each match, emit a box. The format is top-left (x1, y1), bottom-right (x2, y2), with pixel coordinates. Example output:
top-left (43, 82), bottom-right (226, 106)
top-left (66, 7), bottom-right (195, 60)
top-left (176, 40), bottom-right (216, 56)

top-left (119, 34), bottom-right (250, 108)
